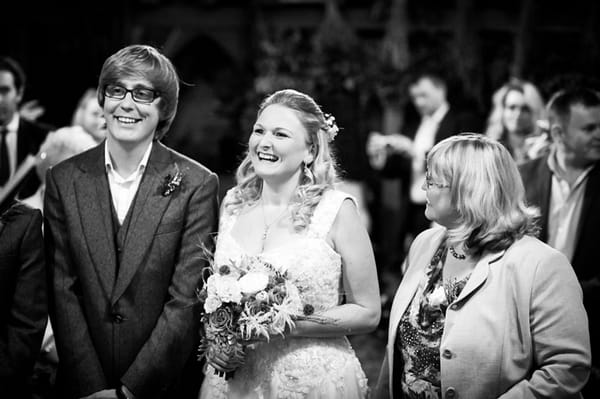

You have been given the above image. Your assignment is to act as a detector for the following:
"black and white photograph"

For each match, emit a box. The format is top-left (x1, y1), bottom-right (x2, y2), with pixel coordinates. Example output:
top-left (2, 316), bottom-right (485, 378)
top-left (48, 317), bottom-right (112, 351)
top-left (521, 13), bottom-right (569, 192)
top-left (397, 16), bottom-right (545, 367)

top-left (1, 1), bottom-right (598, 398)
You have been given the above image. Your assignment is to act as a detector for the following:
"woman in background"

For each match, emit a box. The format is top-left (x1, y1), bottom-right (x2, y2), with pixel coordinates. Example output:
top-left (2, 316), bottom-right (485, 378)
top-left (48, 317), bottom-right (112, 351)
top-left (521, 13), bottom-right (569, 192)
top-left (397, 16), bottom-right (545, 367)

top-left (21, 127), bottom-right (97, 211)
top-left (485, 78), bottom-right (547, 163)
top-left (71, 88), bottom-right (106, 143)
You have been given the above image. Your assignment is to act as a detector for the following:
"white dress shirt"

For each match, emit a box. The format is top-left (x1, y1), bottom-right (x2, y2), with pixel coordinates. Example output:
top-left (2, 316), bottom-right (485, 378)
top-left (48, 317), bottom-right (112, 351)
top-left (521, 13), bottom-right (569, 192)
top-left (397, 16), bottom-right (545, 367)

top-left (105, 142), bottom-right (153, 224)
top-left (547, 149), bottom-right (592, 261)
top-left (409, 103), bottom-right (449, 204)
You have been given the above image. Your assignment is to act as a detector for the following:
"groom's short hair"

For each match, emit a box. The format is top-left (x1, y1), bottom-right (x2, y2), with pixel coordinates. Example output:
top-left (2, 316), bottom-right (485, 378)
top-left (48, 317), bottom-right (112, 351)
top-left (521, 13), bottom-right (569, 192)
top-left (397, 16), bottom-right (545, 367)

top-left (97, 44), bottom-right (180, 140)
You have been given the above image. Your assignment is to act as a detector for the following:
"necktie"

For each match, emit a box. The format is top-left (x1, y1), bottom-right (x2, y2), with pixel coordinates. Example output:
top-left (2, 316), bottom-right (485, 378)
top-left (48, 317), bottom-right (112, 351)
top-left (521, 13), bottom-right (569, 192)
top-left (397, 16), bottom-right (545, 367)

top-left (0, 127), bottom-right (9, 186)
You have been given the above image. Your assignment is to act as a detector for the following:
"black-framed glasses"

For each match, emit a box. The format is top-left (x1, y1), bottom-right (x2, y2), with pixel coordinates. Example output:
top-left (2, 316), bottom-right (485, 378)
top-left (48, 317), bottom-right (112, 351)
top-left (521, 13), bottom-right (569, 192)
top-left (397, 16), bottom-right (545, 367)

top-left (104, 84), bottom-right (160, 104)
top-left (423, 175), bottom-right (449, 190)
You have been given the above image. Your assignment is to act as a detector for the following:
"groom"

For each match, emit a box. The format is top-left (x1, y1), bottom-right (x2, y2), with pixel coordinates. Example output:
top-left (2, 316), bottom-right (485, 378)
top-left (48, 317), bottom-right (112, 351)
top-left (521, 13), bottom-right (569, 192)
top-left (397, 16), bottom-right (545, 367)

top-left (44, 45), bottom-right (218, 399)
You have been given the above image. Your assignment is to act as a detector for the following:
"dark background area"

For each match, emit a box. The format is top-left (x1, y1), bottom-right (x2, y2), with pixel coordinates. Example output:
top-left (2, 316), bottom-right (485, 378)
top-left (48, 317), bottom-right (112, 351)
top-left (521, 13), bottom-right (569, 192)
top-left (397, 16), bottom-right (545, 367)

top-left (3, 0), bottom-right (599, 154)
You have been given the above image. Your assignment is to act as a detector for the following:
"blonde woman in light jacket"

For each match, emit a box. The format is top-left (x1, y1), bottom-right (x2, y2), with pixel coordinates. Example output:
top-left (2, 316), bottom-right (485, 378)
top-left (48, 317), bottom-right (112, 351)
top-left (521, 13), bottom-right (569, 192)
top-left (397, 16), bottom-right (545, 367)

top-left (375, 133), bottom-right (590, 399)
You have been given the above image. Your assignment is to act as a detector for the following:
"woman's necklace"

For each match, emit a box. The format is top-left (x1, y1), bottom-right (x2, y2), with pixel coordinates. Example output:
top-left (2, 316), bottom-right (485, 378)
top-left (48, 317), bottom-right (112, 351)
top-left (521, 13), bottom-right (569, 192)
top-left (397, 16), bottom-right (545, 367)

top-left (260, 199), bottom-right (290, 251)
top-left (449, 245), bottom-right (466, 260)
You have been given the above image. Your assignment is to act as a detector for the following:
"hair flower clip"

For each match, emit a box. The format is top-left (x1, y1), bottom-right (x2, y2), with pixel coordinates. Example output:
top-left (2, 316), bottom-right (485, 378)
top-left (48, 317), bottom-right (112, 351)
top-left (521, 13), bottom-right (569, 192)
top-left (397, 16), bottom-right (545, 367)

top-left (323, 113), bottom-right (339, 142)
top-left (161, 163), bottom-right (184, 197)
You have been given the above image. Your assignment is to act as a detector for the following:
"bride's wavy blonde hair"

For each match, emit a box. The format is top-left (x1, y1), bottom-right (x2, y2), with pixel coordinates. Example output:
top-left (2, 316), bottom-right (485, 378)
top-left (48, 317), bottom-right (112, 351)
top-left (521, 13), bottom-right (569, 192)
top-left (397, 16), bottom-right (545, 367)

top-left (227, 89), bottom-right (338, 231)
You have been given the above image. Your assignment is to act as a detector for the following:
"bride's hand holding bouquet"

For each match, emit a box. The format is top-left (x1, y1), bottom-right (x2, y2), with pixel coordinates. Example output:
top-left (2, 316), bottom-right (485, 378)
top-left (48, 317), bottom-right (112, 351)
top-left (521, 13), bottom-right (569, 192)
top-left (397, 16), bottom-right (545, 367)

top-left (196, 251), bottom-right (325, 379)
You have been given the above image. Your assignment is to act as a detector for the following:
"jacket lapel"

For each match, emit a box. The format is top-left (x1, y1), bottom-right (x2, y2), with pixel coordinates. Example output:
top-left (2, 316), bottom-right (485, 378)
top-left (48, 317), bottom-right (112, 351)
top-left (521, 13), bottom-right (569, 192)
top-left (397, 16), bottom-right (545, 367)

top-left (387, 231), bottom-right (446, 345)
top-left (455, 250), bottom-right (504, 304)
top-left (387, 265), bottom-right (422, 342)
top-left (74, 145), bottom-right (117, 298)
top-left (111, 143), bottom-right (174, 304)
top-left (536, 157), bottom-right (552, 242)
top-left (575, 162), bottom-right (600, 245)
top-left (16, 118), bottom-right (32, 164)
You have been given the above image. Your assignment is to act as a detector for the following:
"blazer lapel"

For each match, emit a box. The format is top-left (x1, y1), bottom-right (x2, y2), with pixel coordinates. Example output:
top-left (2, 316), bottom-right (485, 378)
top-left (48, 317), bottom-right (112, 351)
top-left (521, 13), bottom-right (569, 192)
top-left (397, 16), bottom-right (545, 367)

top-left (387, 232), bottom-right (446, 344)
top-left (388, 266), bottom-right (422, 342)
top-left (111, 143), bottom-right (174, 304)
top-left (16, 118), bottom-right (32, 164)
top-left (576, 163), bottom-right (600, 243)
top-left (538, 158), bottom-right (552, 241)
top-left (455, 250), bottom-right (504, 304)
top-left (74, 145), bottom-right (117, 298)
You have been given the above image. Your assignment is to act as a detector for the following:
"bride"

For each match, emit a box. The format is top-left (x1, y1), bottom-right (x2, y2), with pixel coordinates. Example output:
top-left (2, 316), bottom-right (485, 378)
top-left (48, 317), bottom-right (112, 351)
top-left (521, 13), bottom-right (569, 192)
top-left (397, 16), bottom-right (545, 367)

top-left (199, 89), bottom-right (381, 398)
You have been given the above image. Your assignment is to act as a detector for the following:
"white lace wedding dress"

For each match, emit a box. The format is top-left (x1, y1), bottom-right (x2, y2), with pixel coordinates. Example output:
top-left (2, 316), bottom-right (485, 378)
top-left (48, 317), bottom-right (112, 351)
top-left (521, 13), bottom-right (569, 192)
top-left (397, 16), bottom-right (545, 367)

top-left (199, 189), bottom-right (369, 399)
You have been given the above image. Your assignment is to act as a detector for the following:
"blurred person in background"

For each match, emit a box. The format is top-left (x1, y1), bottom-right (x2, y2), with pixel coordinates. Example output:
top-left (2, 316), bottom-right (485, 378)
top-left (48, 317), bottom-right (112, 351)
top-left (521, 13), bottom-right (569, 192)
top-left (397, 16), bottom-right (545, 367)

top-left (366, 68), bottom-right (481, 263)
top-left (376, 133), bottom-right (590, 398)
top-left (22, 127), bottom-right (97, 211)
top-left (0, 56), bottom-right (51, 199)
top-left (71, 88), bottom-right (107, 144)
top-left (0, 199), bottom-right (47, 399)
top-left (23, 127), bottom-right (96, 399)
top-left (519, 87), bottom-right (600, 396)
top-left (485, 78), bottom-right (548, 163)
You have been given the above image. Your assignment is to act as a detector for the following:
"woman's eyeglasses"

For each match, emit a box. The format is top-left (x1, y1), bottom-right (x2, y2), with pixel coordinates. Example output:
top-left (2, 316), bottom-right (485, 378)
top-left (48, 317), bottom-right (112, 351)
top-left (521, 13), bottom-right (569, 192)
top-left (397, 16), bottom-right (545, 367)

top-left (104, 84), bottom-right (160, 104)
top-left (423, 175), bottom-right (449, 190)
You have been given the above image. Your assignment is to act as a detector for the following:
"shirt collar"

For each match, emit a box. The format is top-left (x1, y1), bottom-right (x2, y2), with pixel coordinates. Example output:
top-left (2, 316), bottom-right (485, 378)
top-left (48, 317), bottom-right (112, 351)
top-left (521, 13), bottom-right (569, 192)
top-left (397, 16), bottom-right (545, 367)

top-left (547, 146), bottom-right (594, 186)
top-left (104, 141), bottom-right (153, 180)
top-left (3, 113), bottom-right (19, 132)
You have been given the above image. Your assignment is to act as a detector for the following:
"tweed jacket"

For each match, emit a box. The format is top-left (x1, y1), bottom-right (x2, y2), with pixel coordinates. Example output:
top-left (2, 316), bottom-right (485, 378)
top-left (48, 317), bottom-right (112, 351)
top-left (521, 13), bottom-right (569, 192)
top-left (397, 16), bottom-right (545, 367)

top-left (376, 227), bottom-right (590, 399)
top-left (44, 142), bottom-right (219, 398)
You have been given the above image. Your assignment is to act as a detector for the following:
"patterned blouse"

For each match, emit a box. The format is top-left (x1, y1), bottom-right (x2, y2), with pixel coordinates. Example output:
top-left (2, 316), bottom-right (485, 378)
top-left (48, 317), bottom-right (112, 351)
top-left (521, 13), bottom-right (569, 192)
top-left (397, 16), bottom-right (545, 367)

top-left (394, 240), bottom-right (471, 399)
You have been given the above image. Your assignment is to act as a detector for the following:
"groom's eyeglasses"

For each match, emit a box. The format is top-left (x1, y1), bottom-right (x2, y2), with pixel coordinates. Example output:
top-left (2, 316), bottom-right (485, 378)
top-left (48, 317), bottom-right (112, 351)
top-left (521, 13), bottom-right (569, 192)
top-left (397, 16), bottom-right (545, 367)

top-left (104, 84), bottom-right (160, 104)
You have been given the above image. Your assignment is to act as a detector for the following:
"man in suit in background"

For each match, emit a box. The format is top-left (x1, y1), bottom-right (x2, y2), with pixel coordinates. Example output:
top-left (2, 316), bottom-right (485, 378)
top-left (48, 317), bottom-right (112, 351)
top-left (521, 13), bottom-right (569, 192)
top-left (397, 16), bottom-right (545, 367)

top-left (519, 87), bottom-right (600, 396)
top-left (367, 68), bottom-right (481, 260)
top-left (0, 57), bottom-right (51, 199)
top-left (0, 200), bottom-right (47, 399)
top-left (45, 45), bottom-right (219, 399)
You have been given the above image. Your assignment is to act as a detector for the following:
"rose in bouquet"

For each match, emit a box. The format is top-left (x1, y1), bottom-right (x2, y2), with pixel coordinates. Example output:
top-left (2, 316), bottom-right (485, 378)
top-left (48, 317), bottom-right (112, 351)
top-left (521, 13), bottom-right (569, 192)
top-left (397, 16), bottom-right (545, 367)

top-left (197, 254), bottom-right (312, 379)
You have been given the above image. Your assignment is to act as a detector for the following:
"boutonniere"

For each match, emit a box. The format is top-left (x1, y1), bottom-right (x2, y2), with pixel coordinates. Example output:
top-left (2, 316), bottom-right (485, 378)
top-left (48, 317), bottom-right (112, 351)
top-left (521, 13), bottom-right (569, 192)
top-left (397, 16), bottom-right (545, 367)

top-left (161, 163), bottom-right (184, 197)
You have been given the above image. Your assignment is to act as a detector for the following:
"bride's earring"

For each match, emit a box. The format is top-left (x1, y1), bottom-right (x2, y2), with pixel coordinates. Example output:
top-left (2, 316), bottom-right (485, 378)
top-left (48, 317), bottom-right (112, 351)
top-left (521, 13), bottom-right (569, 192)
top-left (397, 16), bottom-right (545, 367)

top-left (303, 162), bottom-right (315, 185)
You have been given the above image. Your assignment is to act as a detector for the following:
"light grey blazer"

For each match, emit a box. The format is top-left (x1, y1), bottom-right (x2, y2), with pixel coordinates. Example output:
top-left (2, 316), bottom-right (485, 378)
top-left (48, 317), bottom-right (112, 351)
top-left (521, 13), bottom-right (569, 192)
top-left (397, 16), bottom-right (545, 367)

top-left (375, 227), bottom-right (591, 399)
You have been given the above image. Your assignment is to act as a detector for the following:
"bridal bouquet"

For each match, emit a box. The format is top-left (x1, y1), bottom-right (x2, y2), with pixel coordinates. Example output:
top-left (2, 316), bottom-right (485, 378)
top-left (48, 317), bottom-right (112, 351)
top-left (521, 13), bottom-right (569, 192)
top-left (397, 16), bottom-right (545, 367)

top-left (197, 252), bottom-right (312, 379)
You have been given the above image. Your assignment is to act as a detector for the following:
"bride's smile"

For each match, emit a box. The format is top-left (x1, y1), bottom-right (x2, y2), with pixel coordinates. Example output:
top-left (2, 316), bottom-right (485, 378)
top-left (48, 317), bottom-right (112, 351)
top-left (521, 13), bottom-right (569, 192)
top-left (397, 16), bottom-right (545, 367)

top-left (250, 103), bottom-right (312, 184)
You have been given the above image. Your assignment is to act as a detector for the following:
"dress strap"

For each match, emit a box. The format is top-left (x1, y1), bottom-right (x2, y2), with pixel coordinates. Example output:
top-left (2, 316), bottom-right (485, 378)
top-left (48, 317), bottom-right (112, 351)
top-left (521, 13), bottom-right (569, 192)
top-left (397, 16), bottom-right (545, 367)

top-left (218, 188), bottom-right (239, 236)
top-left (308, 189), bottom-right (357, 240)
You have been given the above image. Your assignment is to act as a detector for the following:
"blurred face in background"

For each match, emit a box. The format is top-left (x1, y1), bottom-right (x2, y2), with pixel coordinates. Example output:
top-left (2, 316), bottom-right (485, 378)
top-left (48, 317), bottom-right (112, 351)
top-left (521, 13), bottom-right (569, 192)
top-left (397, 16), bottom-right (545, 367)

top-left (0, 70), bottom-right (22, 125)
top-left (409, 77), bottom-right (447, 117)
top-left (558, 104), bottom-right (600, 167)
top-left (79, 97), bottom-right (106, 142)
top-left (502, 89), bottom-right (535, 136)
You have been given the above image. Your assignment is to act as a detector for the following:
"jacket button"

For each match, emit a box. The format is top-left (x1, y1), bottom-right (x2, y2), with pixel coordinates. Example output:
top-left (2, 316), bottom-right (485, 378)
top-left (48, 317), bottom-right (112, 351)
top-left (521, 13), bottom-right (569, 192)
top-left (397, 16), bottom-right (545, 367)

top-left (450, 304), bottom-right (459, 310)
top-left (442, 349), bottom-right (453, 359)
top-left (113, 313), bottom-right (124, 323)
top-left (446, 387), bottom-right (457, 398)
